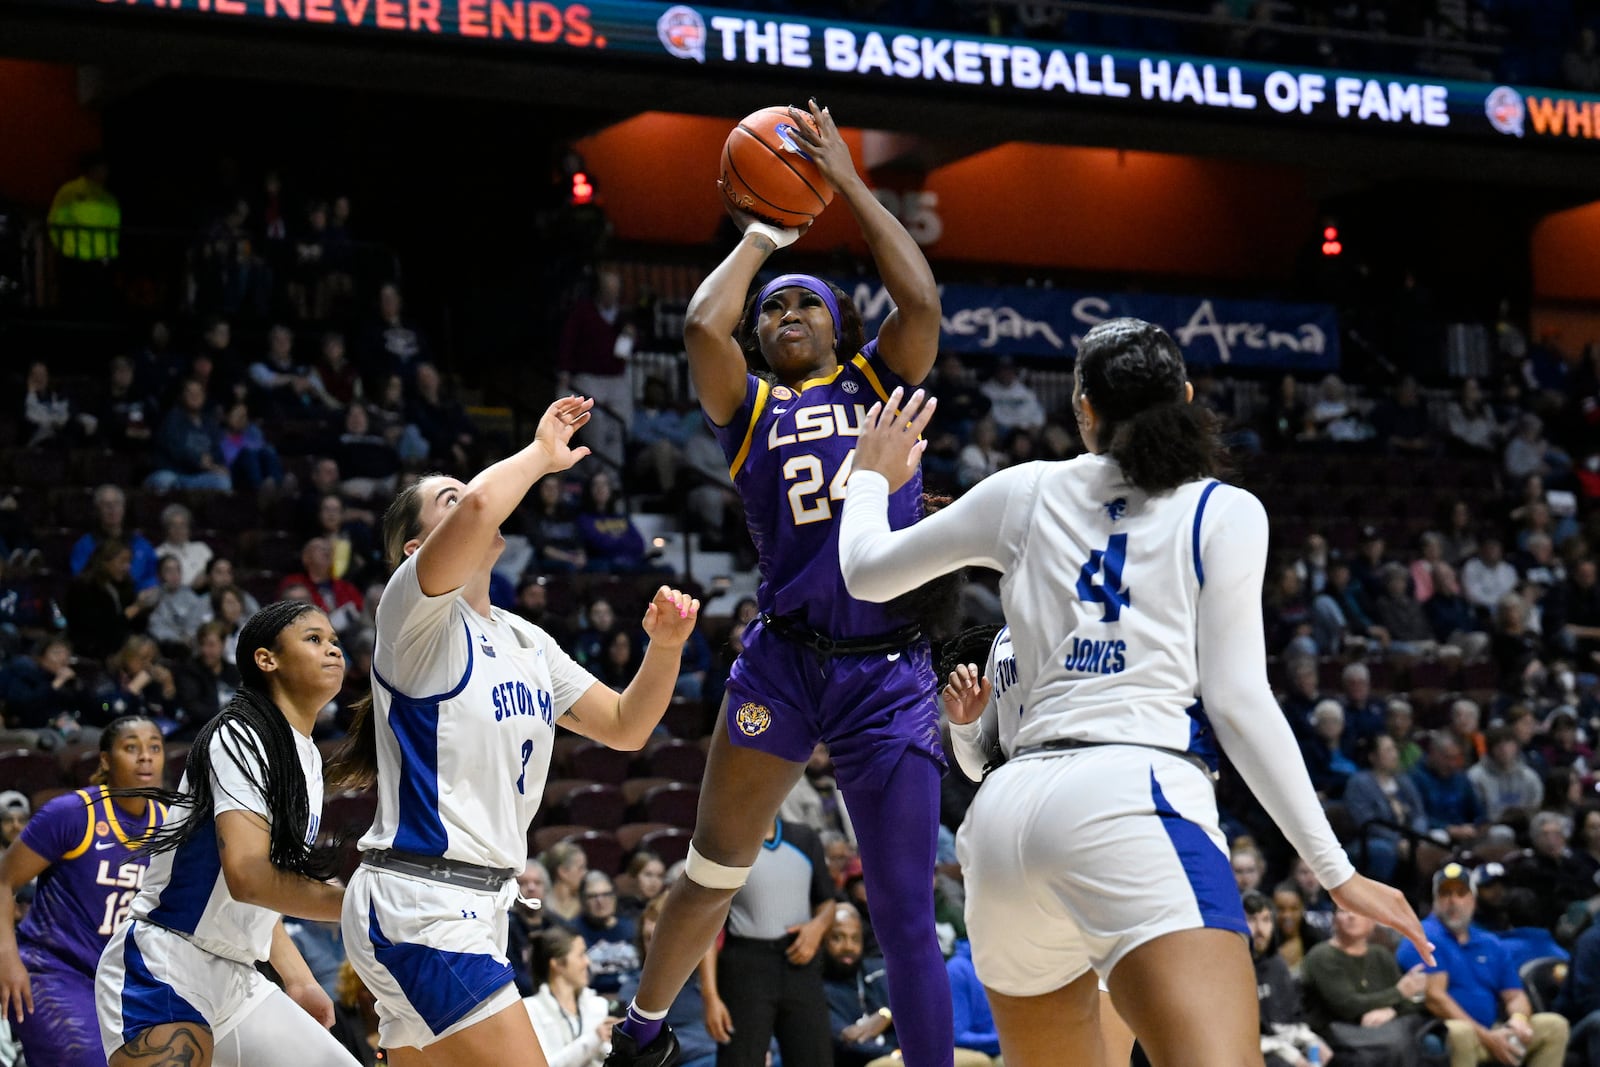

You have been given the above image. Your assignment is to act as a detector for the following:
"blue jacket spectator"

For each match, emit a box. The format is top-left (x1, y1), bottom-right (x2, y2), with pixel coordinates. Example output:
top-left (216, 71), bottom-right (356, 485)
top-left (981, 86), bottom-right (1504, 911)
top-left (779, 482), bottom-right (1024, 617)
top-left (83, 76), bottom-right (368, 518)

top-left (147, 379), bottom-right (232, 493)
top-left (947, 939), bottom-right (1000, 1057)
top-left (1342, 735), bottom-right (1429, 883)
top-left (1409, 733), bottom-right (1485, 840)
top-left (822, 902), bottom-right (897, 1067)
top-left (69, 484), bottom-right (159, 592)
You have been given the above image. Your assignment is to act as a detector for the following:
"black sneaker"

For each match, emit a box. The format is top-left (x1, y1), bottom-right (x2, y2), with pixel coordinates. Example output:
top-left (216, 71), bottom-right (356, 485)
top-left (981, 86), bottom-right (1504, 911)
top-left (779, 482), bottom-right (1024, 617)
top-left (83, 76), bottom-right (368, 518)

top-left (604, 1025), bottom-right (679, 1067)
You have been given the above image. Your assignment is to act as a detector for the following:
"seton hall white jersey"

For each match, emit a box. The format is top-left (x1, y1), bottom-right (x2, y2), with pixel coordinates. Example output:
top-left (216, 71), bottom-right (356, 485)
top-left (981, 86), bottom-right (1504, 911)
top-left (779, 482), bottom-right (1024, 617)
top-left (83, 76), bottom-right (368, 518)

top-left (361, 554), bottom-right (600, 870)
top-left (993, 454), bottom-right (1230, 768)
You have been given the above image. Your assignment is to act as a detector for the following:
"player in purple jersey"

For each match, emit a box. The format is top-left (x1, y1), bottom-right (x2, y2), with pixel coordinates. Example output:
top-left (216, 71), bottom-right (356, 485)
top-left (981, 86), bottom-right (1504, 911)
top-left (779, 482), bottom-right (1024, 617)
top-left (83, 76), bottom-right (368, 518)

top-left (0, 714), bottom-right (167, 1067)
top-left (609, 100), bottom-right (955, 1067)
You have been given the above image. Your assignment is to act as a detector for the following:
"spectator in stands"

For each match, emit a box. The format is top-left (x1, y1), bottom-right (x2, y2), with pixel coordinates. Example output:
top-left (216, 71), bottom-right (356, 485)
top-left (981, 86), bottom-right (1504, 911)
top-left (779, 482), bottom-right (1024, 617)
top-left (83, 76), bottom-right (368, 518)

top-left (1375, 375), bottom-right (1435, 456)
top-left (822, 901), bottom-right (897, 1067)
top-left (625, 896), bottom-right (716, 1067)
top-left (334, 403), bottom-right (399, 502)
top-left (1491, 593), bottom-right (1549, 697)
top-left (22, 360), bottom-right (96, 448)
top-left (1543, 766), bottom-right (1586, 827)
top-left (1269, 374), bottom-right (1310, 448)
top-left (1468, 727), bottom-right (1545, 823)
top-left (1556, 909), bottom-right (1600, 1067)
top-left (363, 281), bottom-right (430, 382)
top-left (173, 619), bottom-right (239, 741)
top-left (573, 870), bottom-right (641, 998)
top-left (65, 539), bottom-right (157, 661)
top-left (1351, 526), bottom-right (1394, 604)
top-left (312, 493), bottom-right (376, 583)
top-left (978, 356), bottom-right (1045, 435)
top-left (192, 315), bottom-right (249, 410)
top-left (1446, 378), bottom-right (1503, 459)
top-left (199, 556), bottom-right (259, 613)
top-left (148, 378), bottom-right (232, 493)
top-left (146, 555), bottom-right (209, 648)
top-left (70, 484), bottom-right (159, 591)
top-left (1272, 882), bottom-right (1327, 975)
top-left (1463, 537), bottom-right (1520, 615)
top-left (957, 415), bottom-right (1007, 490)
top-left (153, 503), bottom-right (213, 589)
top-left (1546, 558), bottom-right (1600, 665)
top-left (276, 537), bottom-right (363, 632)
top-left (523, 475), bottom-right (586, 574)
top-left (1280, 655), bottom-right (1324, 736)
top-left (947, 936), bottom-right (1004, 1065)
top-left (219, 399), bottom-right (288, 497)
top-left (1306, 374), bottom-right (1375, 446)
top-left (1426, 563), bottom-right (1490, 660)
top-left (1540, 710), bottom-right (1592, 778)
top-left (1448, 699), bottom-right (1486, 765)
top-left (573, 596), bottom-right (616, 669)
top-left (781, 743), bottom-right (855, 846)
top-left (1384, 698), bottom-right (1423, 771)
top-left (557, 268), bottom-right (633, 469)
top-left (407, 361), bottom-right (477, 469)
top-left (1511, 475), bottom-right (1581, 550)
top-left (368, 372), bottom-right (430, 464)
top-left (1294, 533), bottom-right (1333, 596)
top-left (1504, 413), bottom-right (1572, 485)
top-left (521, 927), bottom-right (615, 1067)
top-left (1232, 840), bottom-right (1268, 895)
top-left (289, 201), bottom-right (344, 322)
top-left (1298, 904), bottom-right (1429, 1066)
top-left (1438, 500), bottom-right (1480, 568)
top-left (94, 353), bottom-right (158, 452)
top-left (1314, 559), bottom-right (1387, 656)
top-left (513, 576), bottom-right (572, 648)
top-left (618, 853), bottom-right (667, 921)
top-left (207, 584), bottom-right (251, 664)
top-left (1397, 862), bottom-right (1570, 1067)
top-left (1495, 881), bottom-right (1575, 971)
top-left (597, 629), bottom-right (641, 689)
top-left (1411, 731), bottom-right (1484, 844)
top-left (0, 792), bottom-right (29, 849)
top-left (1371, 565), bottom-right (1443, 658)
top-left (310, 331), bottom-right (362, 408)
top-left (1410, 532), bottom-right (1446, 603)
top-left (1343, 733), bottom-right (1428, 883)
top-left (48, 151), bottom-right (120, 308)
top-left (92, 634), bottom-right (177, 731)
top-left (1246, 891), bottom-right (1330, 1066)
top-left (541, 842), bottom-right (588, 928)
top-left (248, 324), bottom-right (318, 415)
top-left (1265, 564), bottom-right (1318, 658)
top-left (681, 420), bottom-right (746, 555)
top-left (1505, 705), bottom-right (1549, 776)
top-left (576, 470), bottom-right (662, 575)
top-left (1302, 699), bottom-right (1357, 799)
top-left (1, 634), bottom-right (87, 739)
top-left (1337, 661), bottom-right (1387, 761)
top-left (924, 353), bottom-right (990, 441)
top-left (509, 860), bottom-right (553, 994)
top-left (628, 377), bottom-right (698, 495)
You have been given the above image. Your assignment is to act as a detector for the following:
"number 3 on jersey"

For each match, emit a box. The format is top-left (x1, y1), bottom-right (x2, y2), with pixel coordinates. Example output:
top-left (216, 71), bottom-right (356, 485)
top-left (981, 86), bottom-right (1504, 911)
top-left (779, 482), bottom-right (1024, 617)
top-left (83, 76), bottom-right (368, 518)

top-left (784, 449), bottom-right (855, 525)
top-left (1077, 533), bottom-right (1132, 622)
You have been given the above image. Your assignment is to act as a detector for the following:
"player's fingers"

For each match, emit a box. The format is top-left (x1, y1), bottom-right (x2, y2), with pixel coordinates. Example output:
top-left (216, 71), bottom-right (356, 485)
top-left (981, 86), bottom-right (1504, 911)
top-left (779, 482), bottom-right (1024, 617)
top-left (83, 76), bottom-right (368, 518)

top-left (908, 395), bottom-right (938, 436)
top-left (882, 387), bottom-right (904, 426)
top-left (864, 400), bottom-right (883, 429)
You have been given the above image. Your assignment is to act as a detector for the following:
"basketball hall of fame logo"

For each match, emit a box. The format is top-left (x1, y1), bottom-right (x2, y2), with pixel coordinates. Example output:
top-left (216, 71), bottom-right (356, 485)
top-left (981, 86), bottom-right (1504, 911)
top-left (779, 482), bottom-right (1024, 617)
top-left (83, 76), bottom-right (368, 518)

top-left (735, 701), bottom-right (773, 736)
top-left (657, 6), bottom-right (706, 63)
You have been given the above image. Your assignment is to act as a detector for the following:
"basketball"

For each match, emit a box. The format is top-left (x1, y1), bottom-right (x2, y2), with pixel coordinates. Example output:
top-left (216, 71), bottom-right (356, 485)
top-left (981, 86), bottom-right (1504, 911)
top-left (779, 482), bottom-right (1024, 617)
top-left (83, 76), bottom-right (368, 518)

top-left (719, 105), bottom-right (835, 229)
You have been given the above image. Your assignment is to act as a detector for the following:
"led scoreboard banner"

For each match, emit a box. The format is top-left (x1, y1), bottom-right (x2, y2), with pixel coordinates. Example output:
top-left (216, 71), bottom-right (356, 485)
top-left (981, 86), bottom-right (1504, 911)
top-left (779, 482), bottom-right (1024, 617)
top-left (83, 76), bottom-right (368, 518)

top-left (35, 0), bottom-right (1600, 145)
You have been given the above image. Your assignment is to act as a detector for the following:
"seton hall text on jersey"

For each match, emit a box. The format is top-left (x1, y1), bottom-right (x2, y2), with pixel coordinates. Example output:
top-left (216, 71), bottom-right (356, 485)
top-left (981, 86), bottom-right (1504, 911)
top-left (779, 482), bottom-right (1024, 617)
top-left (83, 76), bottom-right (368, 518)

top-left (768, 403), bottom-right (870, 448)
top-left (1064, 636), bottom-right (1127, 675)
top-left (492, 679), bottom-right (555, 725)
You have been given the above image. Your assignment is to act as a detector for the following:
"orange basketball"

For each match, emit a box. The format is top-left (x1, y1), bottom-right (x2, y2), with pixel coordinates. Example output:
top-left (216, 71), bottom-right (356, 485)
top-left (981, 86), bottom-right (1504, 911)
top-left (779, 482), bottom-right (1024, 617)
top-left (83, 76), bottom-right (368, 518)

top-left (719, 106), bottom-right (835, 229)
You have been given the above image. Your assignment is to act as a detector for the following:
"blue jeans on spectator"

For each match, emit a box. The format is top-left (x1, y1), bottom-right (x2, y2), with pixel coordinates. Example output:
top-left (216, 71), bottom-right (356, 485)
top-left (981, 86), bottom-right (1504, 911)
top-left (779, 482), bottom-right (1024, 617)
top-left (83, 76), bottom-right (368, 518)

top-left (230, 446), bottom-right (285, 490)
top-left (145, 469), bottom-right (232, 493)
top-left (1358, 835), bottom-right (1401, 885)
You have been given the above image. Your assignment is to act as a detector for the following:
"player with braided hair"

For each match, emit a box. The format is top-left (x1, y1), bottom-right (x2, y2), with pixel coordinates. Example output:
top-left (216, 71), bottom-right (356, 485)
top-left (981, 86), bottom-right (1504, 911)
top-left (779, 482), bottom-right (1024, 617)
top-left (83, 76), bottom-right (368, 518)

top-left (94, 600), bottom-right (357, 1067)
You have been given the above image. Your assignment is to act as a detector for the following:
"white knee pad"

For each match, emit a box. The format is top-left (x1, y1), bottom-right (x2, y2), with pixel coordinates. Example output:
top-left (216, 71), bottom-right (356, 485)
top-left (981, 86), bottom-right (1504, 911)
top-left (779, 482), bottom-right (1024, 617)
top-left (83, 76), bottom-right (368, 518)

top-left (684, 843), bottom-right (752, 891)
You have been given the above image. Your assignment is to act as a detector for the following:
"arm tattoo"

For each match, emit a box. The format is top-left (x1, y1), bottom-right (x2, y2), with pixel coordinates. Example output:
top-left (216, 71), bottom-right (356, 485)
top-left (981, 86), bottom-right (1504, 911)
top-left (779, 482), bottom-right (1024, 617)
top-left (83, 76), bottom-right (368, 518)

top-left (113, 1024), bottom-right (210, 1066)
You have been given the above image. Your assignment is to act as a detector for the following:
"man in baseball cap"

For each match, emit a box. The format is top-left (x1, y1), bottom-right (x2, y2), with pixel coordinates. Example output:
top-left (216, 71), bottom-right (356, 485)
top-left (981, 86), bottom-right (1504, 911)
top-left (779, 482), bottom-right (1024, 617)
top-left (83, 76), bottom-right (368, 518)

top-left (0, 790), bottom-right (30, 848)
top-left (1396, 861), bottom-right (1569, 1065)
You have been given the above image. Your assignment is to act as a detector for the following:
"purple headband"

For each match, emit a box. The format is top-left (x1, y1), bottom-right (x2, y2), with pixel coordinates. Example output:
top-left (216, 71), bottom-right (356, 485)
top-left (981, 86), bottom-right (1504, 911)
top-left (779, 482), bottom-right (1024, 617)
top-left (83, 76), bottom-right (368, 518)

top-left (756, 274), bottom-right (841, 348)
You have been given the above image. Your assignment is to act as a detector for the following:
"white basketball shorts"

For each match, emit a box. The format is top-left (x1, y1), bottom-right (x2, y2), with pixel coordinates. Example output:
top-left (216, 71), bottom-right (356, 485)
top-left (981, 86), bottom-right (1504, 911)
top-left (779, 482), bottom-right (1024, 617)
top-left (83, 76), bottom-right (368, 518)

top-left (957, 744), bottom-right (1247, 998)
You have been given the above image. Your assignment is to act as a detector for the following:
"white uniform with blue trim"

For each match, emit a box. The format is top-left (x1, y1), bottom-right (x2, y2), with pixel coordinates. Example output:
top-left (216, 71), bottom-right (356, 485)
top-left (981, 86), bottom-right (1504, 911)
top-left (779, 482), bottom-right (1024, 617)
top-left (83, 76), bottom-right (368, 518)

top-left (840, 455), bottom-right (1354, 995)
top-left (96, 725), bottom-right (353, 1065)
top-left (342, 552), bottom-right (599, 1050)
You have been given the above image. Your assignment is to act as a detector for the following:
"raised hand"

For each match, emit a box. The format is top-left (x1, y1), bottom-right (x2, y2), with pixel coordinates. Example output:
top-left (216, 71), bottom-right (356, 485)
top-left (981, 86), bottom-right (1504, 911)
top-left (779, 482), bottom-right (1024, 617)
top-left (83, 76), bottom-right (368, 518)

top-left (941, 663), bottom-right (992, 726)
top-left (532, 395), bottom-right (594, 472)
top-left (641, 586), bottom-right (701, 648)
top-left (784, 99), bottom-right (860, 193)
top-left (851, 386), bottom-right (937, 493)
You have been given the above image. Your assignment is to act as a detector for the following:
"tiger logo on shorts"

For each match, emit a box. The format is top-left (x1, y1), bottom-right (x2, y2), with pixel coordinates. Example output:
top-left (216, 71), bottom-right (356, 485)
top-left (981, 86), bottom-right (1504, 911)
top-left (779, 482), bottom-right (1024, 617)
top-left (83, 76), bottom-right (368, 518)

top-left (735, 702), bottom-right (773, 736)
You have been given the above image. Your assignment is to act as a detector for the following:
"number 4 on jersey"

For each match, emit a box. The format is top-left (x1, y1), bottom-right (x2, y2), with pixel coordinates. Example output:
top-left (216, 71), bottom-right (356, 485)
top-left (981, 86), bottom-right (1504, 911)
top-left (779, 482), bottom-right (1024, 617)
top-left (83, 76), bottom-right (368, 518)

top-left (1077, 534), bottom-right (1132, 622)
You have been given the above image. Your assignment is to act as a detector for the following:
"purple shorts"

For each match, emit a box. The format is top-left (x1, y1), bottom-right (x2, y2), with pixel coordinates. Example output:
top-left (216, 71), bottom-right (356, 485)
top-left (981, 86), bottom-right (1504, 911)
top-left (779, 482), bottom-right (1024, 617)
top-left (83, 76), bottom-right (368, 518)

top-left (722, 620), bottom-right (943, 789)
top-left (14, 954), bottom-right (103, 1067)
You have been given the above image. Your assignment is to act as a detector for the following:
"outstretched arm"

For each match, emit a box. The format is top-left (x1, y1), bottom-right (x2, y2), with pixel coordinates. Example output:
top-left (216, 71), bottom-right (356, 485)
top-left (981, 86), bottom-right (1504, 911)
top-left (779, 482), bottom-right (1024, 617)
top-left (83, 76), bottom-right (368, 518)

top-left (784, 101), bottom-right (940, 383)
top-left (415, 396), bottom-right (591, 596)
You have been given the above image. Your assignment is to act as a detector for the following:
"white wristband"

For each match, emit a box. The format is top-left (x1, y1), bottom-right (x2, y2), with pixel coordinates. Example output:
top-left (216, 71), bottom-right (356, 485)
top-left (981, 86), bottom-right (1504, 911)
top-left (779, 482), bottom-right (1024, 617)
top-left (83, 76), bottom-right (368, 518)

top-left (744, 221), bottom-right (801, 249)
